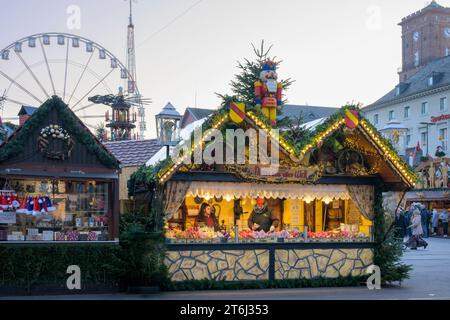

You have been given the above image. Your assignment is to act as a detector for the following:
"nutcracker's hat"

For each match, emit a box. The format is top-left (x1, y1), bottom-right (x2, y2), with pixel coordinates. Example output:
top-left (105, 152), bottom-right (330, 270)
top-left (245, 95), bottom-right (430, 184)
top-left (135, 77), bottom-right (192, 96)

top-left (261, 60), bottom-right (276, 71)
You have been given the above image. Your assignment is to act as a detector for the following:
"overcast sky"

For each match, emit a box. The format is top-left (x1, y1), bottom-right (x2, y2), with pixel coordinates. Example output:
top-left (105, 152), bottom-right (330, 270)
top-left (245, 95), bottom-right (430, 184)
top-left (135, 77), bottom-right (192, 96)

top-left (0, 0), bottom-right (446, 138)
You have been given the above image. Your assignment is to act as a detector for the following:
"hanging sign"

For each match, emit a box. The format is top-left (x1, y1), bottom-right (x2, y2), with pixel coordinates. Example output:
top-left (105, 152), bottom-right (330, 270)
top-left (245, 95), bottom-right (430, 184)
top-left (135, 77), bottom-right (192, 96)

top-left (227, 164), bottom-right (323, 184)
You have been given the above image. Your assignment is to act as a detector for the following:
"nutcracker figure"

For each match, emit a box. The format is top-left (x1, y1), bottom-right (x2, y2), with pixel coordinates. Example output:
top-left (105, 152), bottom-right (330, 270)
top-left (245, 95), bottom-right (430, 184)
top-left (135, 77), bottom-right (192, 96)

top-left (254, 60), bottom-right (283, 126)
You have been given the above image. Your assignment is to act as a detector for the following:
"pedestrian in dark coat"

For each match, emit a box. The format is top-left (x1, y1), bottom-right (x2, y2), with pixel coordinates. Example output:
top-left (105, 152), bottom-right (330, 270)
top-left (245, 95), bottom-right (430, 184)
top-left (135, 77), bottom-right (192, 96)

top-left (394, 207), bottom-right (407, 238)
top-left (420, 205), bottom-right (430, 238)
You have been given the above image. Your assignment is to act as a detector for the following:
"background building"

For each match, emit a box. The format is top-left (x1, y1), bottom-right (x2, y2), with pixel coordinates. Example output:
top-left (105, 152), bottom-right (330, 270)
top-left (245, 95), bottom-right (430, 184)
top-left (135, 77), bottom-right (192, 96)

top-left (399, 1), bottom-right (450, 81)
top-left (104, 139), bottom-right (160, 213)
top-left (363, 1), bottom-right (450, 163)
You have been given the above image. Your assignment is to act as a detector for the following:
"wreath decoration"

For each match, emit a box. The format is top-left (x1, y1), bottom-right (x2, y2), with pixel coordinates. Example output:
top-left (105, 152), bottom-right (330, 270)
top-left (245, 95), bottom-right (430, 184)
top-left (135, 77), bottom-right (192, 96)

top-left (38, 124), bottom-right (74, 160)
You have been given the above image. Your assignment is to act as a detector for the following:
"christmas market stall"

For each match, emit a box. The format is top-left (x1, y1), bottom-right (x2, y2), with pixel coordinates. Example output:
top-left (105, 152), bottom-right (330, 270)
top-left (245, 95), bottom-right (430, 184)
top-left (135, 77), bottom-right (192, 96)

top-left (153, 102), bottom-right (416, 282)
top-left (0, 96), bottom-right (120, 242)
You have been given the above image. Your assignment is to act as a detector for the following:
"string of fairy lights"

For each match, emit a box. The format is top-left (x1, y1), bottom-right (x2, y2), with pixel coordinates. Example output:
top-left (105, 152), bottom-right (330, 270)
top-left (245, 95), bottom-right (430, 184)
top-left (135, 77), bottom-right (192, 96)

top-left (359, 119), bottom-right (416, 187)
top-left (157, 110), bottom-right (416, 187)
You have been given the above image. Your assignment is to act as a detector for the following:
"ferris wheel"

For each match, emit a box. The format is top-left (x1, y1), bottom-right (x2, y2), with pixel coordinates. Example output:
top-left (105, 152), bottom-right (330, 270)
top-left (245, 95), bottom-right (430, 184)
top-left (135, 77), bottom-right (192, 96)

top-left (0, 32), bottom-right (148, 138)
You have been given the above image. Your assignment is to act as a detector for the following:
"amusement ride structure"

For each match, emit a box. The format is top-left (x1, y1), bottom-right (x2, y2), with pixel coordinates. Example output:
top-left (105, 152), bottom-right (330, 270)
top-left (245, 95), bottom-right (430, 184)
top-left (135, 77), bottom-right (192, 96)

top-left (0, 0), bottom-right (149, 140)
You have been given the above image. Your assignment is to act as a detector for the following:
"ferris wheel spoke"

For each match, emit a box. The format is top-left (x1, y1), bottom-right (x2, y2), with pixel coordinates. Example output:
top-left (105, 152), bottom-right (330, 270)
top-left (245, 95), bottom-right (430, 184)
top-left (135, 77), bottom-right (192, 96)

top-left (63, 41), bottom-right (70, 102)
top-left (4, 96), bottom-right (31, 106)
top-left (70, 68), bottom-right (115, 109)
top-left (73, 102), bottom-right (96, 113)
top-left (67, 51), bottom-right (94, 106)
top-left (38, 37), bottom-right (57, 96)
top-left (15, 51), bottom-right (50, 99)
top-left (0, 70), bottom-right (43, 104)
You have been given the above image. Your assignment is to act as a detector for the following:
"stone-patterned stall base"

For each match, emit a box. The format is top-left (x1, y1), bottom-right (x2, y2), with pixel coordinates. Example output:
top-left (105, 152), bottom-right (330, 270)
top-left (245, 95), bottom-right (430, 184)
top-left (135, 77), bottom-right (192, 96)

top-left (165, 250), bottom-right (269, 282)
top-left (275, 248), bottom-right (373, 279)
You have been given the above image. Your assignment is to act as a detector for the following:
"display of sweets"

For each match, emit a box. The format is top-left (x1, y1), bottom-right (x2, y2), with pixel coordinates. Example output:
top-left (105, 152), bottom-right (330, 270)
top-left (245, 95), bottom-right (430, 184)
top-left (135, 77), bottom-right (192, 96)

top-left (87, 231), bottom-right (99, 241)
top-left (66, 230), bottom-right (79, 241)
top-left (55, 232), bottom-right (65, 241)
top-left (0, 230), bottom-right (7, 241)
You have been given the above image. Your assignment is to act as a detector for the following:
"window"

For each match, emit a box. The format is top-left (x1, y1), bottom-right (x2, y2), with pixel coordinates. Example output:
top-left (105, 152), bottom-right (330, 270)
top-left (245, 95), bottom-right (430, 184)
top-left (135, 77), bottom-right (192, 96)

top-left (406, 133), bottom-right (411, 147)
top-left (374, 114), bottom-right (379, 125)
top-left (414, 51), bottom-right (420, 67)
top-left (420, 132), bottom-right (428, 149)
top-left (440, 97), bottom-right (448, 111)
top-left (440, 128), bottom-right (448, 151)
top-left (428, 76), bottom-right (434, 86)
top-left (404, 106), bottom-right (411, 119)
top-left (421, 102), bottom-right (428, 116)
top-left (0, 179), bottom-right (110, 241)
top-left (389, 110), bottom-right (395, 121)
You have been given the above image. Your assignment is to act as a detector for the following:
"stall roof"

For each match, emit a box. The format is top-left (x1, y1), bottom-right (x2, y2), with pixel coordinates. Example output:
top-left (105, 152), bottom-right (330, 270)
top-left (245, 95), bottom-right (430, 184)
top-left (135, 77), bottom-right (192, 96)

top-left (0, 96), bottom-right (120, 169)
top-left (104, 139), bottom-right (160, 167)
top-left (153, 105), bottom-right (416, 189)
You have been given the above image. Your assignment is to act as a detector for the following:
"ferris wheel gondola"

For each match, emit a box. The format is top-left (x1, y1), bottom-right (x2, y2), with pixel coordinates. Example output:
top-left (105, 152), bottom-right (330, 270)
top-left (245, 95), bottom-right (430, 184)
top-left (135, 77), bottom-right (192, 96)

top-left (0, 32), bottom-right (148, 139)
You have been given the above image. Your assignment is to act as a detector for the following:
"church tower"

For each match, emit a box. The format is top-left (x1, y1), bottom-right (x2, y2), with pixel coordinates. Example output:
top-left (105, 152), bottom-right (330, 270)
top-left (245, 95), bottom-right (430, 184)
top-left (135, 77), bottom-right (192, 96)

top-left (399, 1), bottom-right (450, 81)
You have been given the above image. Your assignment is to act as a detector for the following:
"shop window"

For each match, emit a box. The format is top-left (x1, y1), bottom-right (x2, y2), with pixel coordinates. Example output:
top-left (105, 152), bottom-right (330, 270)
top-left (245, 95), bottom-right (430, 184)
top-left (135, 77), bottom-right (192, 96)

top-left (421, 132), bottom-right (427, 146)
top-left (165, 195), bottom-right (371, 243)
top-left (406, 133), bottom-right (412, 147)
top-left (0, 179), bottom-right (110, 241)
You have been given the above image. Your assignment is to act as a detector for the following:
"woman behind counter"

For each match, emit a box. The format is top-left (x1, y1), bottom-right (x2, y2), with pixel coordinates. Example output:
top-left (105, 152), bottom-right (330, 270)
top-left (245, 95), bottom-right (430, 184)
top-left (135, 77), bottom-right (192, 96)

top-left (195, 203), bottom-right (219, 231)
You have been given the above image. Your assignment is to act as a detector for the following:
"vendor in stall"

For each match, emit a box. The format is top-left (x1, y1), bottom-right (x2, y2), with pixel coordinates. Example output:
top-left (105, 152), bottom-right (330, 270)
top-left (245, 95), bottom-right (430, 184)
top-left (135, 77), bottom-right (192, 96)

top-left (248, 197), bottom-right (279, 233)
top-left (195, 203), bottom-right (220, 231)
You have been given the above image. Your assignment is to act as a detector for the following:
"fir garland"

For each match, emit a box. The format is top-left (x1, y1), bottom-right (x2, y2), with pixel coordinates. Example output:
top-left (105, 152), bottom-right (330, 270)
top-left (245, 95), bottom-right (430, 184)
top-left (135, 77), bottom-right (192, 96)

top-left (0, 96), bottom-right (118, 168)
top-left (373, 182), bottom-right (412, 285)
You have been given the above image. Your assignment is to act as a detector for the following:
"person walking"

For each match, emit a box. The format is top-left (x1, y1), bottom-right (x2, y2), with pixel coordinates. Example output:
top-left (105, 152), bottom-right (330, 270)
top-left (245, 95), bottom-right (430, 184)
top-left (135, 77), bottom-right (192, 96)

top-left (432, 209), bottom-right (439, 236)
top-left (404, 206), bottom-right (413, 238)
top-left (420, 204), bottom-right (430, 238)
top-left (406, 210), bottom-right (428, 250)
top-left (439, 209), bottom-right (449, 238)
top-left (394, 207), bottom-right (407, 239)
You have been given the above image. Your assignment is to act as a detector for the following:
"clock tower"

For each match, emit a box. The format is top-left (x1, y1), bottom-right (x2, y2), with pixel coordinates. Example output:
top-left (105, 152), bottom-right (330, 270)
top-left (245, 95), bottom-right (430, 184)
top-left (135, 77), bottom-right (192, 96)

top-left (399, 1), bottom-right (450, 81)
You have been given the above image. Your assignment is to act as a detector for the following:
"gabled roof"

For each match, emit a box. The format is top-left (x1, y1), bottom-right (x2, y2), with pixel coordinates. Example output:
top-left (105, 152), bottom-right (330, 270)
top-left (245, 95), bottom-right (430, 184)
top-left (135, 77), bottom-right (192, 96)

top-left (185, 107), bottom-right (217, 120)
top-left (18, 105), bottom-right (37, 116)
top-left (104, 139), bottom-right (160, 167)
top-left (155, 106), bottom-right (416, 188)
top-left (147, 118), bottom-right (207, 167)
top-left (0, 96), bottom-right (119, 168)
top-left (364, 55), bottom-right (450, 110)
top-left (280, 105), bottom-right (339, 122)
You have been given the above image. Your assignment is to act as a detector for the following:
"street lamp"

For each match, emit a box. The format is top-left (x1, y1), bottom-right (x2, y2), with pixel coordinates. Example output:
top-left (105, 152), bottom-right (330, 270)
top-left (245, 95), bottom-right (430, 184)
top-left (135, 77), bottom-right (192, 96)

top-left (155, 102), bottom-right (182, 159)
top-left (419, 122), bottom-right (436, 156)
top-left (380, 120), bottom-right (408, 156)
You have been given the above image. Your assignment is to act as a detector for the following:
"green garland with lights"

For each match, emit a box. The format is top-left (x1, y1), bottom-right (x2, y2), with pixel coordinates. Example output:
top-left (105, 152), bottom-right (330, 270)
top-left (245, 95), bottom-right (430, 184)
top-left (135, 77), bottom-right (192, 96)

top-left (373, 182), bottom-right (412, 284)
top-left (0, 96), bottom-right (118, 168)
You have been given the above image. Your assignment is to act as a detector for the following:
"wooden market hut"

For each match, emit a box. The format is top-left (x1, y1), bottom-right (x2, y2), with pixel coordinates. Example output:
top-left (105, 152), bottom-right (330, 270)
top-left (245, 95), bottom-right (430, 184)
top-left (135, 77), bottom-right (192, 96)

top-left (0, 96), bottom-right (120, 242)
top-left (156, 105), bottom-right (416, 282)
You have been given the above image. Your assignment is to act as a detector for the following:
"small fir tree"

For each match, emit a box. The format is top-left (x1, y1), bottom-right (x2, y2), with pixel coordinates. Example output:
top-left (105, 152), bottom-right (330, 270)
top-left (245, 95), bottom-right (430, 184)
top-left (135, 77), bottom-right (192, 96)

top-left (217, 40), bottom-right (294, 110)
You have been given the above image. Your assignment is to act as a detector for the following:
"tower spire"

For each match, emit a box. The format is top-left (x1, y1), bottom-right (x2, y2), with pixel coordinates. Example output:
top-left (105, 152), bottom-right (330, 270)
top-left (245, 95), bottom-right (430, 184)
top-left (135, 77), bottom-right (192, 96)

top-left (125, 0), bottom-right (146, 139)
top-left (129, 0), bottom-right (133, 26)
